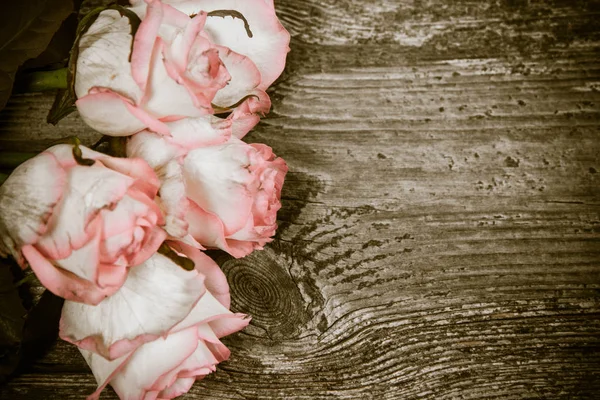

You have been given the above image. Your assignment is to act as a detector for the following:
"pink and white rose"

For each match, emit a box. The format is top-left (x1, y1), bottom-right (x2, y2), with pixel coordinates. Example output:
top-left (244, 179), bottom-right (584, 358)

top-left (0, 144), bottom-right (166, 305)
top-left (75, 0), bottom-right (289, 137)
top-left (60, 244), bottom-right (248, 399)
top-left (128, 127), bottom-right (288, 258)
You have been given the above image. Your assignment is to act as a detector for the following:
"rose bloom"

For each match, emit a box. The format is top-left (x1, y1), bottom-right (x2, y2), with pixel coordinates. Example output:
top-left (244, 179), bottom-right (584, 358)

top-left (0, 144), bottom-right (165, 305)
top-left (75, 0), bottom-right (289, 137)
top-left (60, 243), bottom-right (249, 399)
top-left (127, 124), bottom-right (288, 258)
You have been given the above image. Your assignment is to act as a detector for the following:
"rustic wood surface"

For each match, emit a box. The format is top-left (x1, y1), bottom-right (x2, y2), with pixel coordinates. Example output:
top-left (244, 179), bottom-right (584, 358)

top-left (1, 0), bottom-right (600, 398)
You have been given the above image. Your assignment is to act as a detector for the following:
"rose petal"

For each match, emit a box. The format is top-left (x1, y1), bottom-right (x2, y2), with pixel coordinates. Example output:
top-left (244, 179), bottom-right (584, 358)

top-left (82, 327), bottom-right (199, 400)
top-left (126, 131), bottom-right (184, 170)
top-left (163, 0), bottom-right (290, 89)
top-left (211, 45), bottom-right (261, 108)
top-left (170, 290), bottom-right (248, 333)
top-left (0, 152), bottom-right (66, 263)
top-left (228, 89), bottom-right (271, 139)
top-left (60, 253), bottom-right (206, 360)
top-left (166, 12), bottom-right (207, 72)
top-left (157, 377), bottom-right (195, 399)
top-left (22, 244), bottom-right (118, 305)
top-left (76, 91), bottom-right (158, 136)
top-left (53, 216), bottom-right (103, 283)
top-left (131, 0), bottom-right (164, 93)
top-left (75, 10), bottom-right (143, 103)
top-left (35, 164), bottom-right (134, 260)
top-left (182, 140), bottom-right (255, 234)
top-left (166, 114), bottom-right (232, 148)
top-left (154, 160), bottom-right (191, 239)
top-left (126, 225), bottom-right (168, 267)
top-left (93, 155), bottom-right (161, 199)
top-left (168, 241), bottom-right (231, 307)
top-left (143, 38), bottom-right (209, 118)
top-left (185, 200), bottom-right (229, 250)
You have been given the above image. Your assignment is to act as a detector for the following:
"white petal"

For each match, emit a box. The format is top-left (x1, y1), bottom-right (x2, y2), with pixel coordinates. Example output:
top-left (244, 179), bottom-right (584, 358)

top-left (82, 326), bottom-right (200, 400)
top-left (143, 39), bottom-right (206, 118)
top-left (126, 130), bottom-right (183, 169)
top-left (0, 152), bottom-right (66, 262)
top-left (157, 377), bottom-right (195, 399)
top-left (157, 160), bottom-right (190, 239)
top-left (60, 253), bottom-right (205, 360)
top-left (173, 0), bottom-right (290, 89)
top-left (108, 327), bottom-right (199, 399)
top-left (36, 165), bottom-right (134, 260)
top-left (171, 290), bottom-right (232, 332)
top-left (211, 46), bottom-right (260, 108)
top-left (167, 114), bottom-right (232, 147)
top-left (76, 90), bottom-right (149, 136)
top-left (182, 140), bottom-right (254, 234)
top-left (53, 218), bottom-right (102, 282)
top-left (75, 10), bottom-right (143, 102)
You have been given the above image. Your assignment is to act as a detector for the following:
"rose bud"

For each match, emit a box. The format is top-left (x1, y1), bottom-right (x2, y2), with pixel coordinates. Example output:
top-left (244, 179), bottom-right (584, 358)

top-left (128, 130), bottom-right (288, 258)
top-left (0, 144), bottom-right (166, 305)
top-left (60, 244), bottom-right (249, 400)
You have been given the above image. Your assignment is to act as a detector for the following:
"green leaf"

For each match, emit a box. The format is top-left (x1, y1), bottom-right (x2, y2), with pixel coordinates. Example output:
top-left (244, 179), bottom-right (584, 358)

top-left (0, 0), bottom-right (74, 111)
top-left (0, 258), bottom-right (27, 383)
top-left (47, 5), bottom-right (141, 125)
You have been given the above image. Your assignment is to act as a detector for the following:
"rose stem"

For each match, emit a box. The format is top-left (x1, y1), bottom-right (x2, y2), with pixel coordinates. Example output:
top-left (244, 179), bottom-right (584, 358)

top-left (13, 68), bottom-right (68, 93)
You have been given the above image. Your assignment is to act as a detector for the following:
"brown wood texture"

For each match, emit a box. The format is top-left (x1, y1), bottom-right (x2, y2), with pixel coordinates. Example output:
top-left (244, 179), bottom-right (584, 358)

top-left (1, 0), bottom-right (600, 398)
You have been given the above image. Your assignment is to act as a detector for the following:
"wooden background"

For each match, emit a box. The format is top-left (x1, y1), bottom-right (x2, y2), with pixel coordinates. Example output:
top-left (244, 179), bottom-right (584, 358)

top-left (1, 0), bottom-right (600, 398)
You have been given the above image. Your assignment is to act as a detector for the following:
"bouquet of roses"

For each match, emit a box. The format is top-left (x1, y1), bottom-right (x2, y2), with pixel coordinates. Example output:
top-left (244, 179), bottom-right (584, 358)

top-left (0, 0), bottom-right (289, 398)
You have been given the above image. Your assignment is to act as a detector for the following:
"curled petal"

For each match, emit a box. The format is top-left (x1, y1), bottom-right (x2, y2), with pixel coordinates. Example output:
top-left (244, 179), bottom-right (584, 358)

top-left (131, 0), bottom-right (164, 92)
top-left (22, 245), bottom-right (119, 305)
top-left (76, 90), bottom-right (169, 136)
top-left (143, 38), bottom-right (210, 118)
top-left (183, 140), bottom-right (255, 235)
top-left (228, 89), bottom-right (271, 139)
top-left (211, 46), bottom-right (261, 108)
top-left (186, 201), bottom-right (231, 252)
top-left (166, 12), bottom-right (207, 72)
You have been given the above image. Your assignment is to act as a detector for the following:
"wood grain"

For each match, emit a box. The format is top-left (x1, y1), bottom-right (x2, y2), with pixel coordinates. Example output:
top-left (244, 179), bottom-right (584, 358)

top-left (1, 0), bottom-right (600, 398)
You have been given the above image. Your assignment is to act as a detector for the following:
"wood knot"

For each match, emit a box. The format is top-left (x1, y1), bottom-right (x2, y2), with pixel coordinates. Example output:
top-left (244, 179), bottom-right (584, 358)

top-left (221, 248), bottom-right (309, 340)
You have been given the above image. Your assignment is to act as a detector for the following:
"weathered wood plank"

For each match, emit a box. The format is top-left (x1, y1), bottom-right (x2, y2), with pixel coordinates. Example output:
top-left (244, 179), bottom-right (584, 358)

top-left (1, 0), bottom-right (600, 398)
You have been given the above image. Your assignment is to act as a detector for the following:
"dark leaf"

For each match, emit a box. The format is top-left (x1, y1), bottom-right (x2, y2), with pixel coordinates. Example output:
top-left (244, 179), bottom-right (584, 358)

top-left (19, 290), bottom-right (63, 366)
top-left (20, 0), bottom-right (84, 71)
top-left (47, 4), bottom-right (141, 125)
top-left (47, 89), bottom-right (77, 125)
top-left (0, 258), bottom-right (26, 383)
top-left (0, 0), bottom-right (74, 111)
